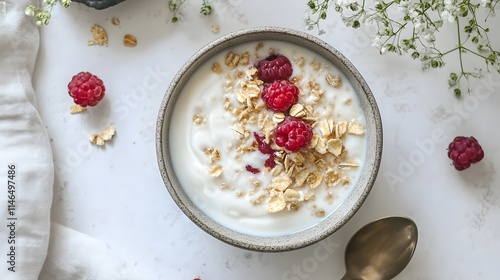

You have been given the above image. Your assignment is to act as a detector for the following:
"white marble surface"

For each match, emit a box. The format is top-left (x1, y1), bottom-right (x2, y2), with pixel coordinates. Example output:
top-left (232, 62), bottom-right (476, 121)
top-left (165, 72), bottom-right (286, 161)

top-left (33, 0), bottom-right (500, 279)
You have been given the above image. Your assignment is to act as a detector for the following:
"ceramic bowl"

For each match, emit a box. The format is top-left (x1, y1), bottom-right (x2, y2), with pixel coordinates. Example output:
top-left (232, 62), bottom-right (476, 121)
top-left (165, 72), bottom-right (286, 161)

top-left (73, 0), bottom-right (127, 9)
top-left (156, 27), bottom-right (383, 252)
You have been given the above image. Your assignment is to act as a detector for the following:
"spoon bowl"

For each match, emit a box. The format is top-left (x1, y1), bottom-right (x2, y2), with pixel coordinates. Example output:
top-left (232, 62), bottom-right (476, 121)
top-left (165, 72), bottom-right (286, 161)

top-left (342, 216), bottom-right (418, 280)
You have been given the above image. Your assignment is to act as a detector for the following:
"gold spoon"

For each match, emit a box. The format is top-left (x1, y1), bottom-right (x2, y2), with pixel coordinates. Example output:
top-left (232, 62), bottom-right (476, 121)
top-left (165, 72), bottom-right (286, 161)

top-left (341, 216), bottom-right (418, 280)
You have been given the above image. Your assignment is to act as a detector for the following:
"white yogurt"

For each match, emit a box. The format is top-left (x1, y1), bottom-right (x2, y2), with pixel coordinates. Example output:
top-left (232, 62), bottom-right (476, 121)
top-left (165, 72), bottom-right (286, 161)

top-left (169, 41), bottom-right (367, 237)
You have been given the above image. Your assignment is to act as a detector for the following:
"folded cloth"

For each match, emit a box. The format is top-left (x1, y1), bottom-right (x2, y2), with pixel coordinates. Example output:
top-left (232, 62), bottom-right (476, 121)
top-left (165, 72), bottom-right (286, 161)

top-left (39, 223), bottom-right (143, 280)
top-left (0, 1), bottom-right (146, 279)
top-left (0, 1), bottom-right (53, 279)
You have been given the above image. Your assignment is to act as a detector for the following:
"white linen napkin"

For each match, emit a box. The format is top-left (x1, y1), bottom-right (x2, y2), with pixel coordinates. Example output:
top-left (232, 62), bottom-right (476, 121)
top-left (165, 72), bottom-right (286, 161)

top-left (0, 1), bottom-right (53, 279)
top-left (39, 223), bottom-right (142, 280)
top-left (0, 1), bottom-right (145, 279)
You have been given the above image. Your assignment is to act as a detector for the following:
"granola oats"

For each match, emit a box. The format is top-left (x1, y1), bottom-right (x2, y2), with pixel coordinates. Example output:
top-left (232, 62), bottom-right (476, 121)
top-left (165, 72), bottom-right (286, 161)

top-left (212, 62), bottom-right (223, 74)
top-left (273, 112), bottom-right (285, 123)
top-left (335, 121), bottom-right (348, 138)
top-left (209, 165), bottom-right (223, 177)
top-left (347, 120), bottom-right (365, 135)
top-left (204, 148), bottom-right (221, 163)
top-left (172, 41), bottom-right (367, 229)
top-left (89, 125), bottom-right (116, 146)
top-left (327, 139), bottom-right (343, 156)
top-left (211, 24), bottom-right (220, 33)
top-left (193, 114), bottom-right (206, 125)
top-left (88, 24), bottom-right (108, 46)
top-left (267, 193), bottom-right (287, 213)
top-left (225, 52), bottom-right (240, 68)
top-left (69, 104), bottom-right (87, 114)
top-left (284, 189), bottom-right (301, 202)
top-left (326, 73), bottom-right (342, 88)
top-left (123, 34), bottom-right (137, 47)
top-left (289, 103), bottom-right (307, 118)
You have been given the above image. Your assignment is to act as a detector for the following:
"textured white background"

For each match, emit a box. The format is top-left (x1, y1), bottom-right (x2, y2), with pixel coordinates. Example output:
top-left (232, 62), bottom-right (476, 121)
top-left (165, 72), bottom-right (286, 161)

top-left (33, 0), bottom-right (500, 279)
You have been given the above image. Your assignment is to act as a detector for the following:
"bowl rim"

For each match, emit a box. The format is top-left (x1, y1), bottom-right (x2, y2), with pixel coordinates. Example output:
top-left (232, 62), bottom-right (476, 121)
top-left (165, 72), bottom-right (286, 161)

top-left (156, 26), bottom-right (383, 252)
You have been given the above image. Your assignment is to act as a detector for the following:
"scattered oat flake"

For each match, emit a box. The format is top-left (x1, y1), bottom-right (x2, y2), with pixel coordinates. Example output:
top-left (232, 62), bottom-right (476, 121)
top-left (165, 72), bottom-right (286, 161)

top-left (320, 119), bottom-right (334, 137)
top-left (315, 137), bottom-right (328, 154)
top-left (315, 209), bottom-right (326, 217)
top-left (240, 52), bottom-right (251, 65)
top-left (123, 34), bottom-right (137, 47)
top-left (347, 120), bottom-right (365, 135)
top-left (284, 189), bottom-right (300, 202)
top-left (339, 162), bottom-right (360, 168)
top-left (212, 62), bottom-right (223, 74)
top-left (89, 125), bottom-right (116, 146)
top-left (325, 169), bottom-right (340, 187)
top-left (287, 202), bottom-right (300, 211)
top-left (273, 112), bottom-right (285, 123)
top-left (267, 193), bottom-right (287, 213)
top-left (295, 169), bottom-right (310, 187)
top-left (268, 174), bottom-right (292, 192)
top-left (289, 103), bottom-right (306, 118)
top-left (225, 51), bottom-right (240, 68)
top-left (193, 114), bottom-right (206, 125)
top-left (88, 24), bottom-right (108, 46)
top-left (304, 191), bottom-right (316, 201)
top-left (327, 139), bottom-right (343, 156)
top-left (209, 165), bottom-right (223, 177)
top-left (89, 135), bottom-right (105, 146)
top-left (336, 121), bottom-right (348, 138)
top-left (100, 126), bottom-right (116, 141)
top-left (212, 24), bottom-right (220, 33)
top-left (307, 171), bottom-right (323, 189)
top-left (111, 17), bottom-right (120, 26)
top-left (252, 194), bottom-right (267, 205)
top-left (326, 73), bottom-right (342, 88)
top-left (69, 104), bottom-right (87, 114)
top-left (204, 148), bottom-right (220, 163)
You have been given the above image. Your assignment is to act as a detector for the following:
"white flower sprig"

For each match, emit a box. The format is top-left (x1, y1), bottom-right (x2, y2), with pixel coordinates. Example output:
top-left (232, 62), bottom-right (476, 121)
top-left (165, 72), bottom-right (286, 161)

top-left (25, 0), bottom-right (214, 26)
top-left (25, 0), bottom-right (71, 27)
top-left (168, 0), bottom-right (213, 23)
top-left (306, 0), bottom-right (500, 96)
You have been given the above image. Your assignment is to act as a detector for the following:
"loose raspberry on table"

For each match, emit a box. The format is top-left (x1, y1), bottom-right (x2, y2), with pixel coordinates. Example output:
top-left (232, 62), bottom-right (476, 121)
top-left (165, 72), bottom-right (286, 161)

top-left (68, 71), bottom-right (106, 107)
top-left (261, 80), bottom-right (299, 112)
top-left (447, 136), bottom-right (484, 171)
top-left (275, 116), bottom-right (313, 153)
top-left (257, 55), bottom-right (293, 83)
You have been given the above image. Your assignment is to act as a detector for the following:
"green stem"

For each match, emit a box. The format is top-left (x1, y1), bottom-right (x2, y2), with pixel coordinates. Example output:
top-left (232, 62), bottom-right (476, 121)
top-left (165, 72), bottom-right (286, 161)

top-left (456, 18), bottom-right (466, 78)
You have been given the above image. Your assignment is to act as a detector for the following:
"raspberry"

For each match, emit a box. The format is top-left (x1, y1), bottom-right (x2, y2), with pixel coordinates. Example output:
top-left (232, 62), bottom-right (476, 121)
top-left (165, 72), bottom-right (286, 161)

top-left (257, 55), bottom-right (293, 83)
top-left (447, 136), bottom-right (484, 171)
top-left (253, 132), bottom-right (277, 169)
top-left (261, 80), bottom-right (299, 112)
top-left (264, 153), bottom-right (276, 169)
top-left (68, 71), bottom-right (105, 107)
top-left (245, 165), bottom-right (261, 174)
top-left (254, 132), bottom-right (274, 154)
top-left (275, 116), bottom-right (313, 152)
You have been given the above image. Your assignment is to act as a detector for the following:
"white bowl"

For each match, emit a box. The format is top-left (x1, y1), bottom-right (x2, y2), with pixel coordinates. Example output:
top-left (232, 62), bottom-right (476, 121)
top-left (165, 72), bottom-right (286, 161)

top-left (156, 27), bottom-right (383, 252)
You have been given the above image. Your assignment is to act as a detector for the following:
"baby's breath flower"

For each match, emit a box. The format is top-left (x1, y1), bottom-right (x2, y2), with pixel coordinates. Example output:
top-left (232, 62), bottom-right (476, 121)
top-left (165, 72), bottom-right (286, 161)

top-left (25, 6), bottom-right (36, 16)
top-left (61, 0), bottom-right (71, 8)
top-left (306, 0), bottom-right (500, 95)
top-left (25, 0), bottom-right (71, 26)
top-left (372, 36), bottom-right (382, 48)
